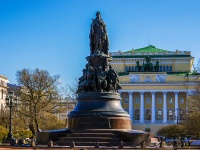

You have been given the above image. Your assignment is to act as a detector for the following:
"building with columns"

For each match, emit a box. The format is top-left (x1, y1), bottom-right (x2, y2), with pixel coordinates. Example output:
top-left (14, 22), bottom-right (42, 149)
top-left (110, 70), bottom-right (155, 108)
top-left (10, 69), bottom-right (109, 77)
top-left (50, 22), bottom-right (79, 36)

top-left (109, 45), bottom-right (200, 134)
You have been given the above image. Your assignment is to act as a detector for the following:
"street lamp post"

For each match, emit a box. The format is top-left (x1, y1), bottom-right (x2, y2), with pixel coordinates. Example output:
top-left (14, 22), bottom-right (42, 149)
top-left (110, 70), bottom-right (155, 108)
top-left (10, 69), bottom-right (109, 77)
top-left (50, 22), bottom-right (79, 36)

top-left (175, 109), bottom-right (186, 125)
top-left (5, 91), bottom-right (18, 144)
top-left (174, 109), bottom-right (181, 125)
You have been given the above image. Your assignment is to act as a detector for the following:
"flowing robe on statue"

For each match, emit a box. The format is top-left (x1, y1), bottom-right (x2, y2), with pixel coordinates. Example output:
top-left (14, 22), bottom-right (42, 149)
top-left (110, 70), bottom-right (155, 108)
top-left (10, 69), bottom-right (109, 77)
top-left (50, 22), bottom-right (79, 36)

top-left (90, 13), bottom-right (109, 55)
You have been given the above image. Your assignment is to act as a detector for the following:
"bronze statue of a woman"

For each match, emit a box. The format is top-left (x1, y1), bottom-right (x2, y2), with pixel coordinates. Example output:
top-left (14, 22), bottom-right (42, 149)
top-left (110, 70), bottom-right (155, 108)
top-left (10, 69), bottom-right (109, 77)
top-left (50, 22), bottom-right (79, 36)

top-left (89, 11), bottom-right (109, 55)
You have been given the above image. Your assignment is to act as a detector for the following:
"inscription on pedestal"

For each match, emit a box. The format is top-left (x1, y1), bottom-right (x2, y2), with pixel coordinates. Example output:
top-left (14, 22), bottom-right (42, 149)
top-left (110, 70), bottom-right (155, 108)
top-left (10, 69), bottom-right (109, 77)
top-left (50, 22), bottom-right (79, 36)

top-left (79, 118), bottom-right (111, 128)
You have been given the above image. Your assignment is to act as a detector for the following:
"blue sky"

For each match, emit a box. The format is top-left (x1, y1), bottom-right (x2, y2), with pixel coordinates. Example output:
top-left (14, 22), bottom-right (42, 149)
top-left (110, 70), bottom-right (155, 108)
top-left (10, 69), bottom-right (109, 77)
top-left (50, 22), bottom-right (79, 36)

top-left (0, 0), bottom-right (200, 86)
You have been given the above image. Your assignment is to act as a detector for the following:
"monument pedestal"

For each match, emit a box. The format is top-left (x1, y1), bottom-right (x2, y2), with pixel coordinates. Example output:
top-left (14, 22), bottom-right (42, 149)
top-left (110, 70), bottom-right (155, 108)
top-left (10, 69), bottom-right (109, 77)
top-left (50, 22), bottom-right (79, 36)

top-left (68, 92), bottom-right (132, 130)
top-left (68, 117), bottom-right (132, 129)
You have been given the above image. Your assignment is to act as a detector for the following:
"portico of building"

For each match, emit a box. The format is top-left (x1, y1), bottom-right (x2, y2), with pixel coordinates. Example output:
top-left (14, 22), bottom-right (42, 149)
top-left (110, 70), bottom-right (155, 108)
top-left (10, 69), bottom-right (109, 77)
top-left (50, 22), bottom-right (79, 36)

top-left (119, 89), bottom-right (187, 123)
top-left (119, 88), bottom-right (188, 134)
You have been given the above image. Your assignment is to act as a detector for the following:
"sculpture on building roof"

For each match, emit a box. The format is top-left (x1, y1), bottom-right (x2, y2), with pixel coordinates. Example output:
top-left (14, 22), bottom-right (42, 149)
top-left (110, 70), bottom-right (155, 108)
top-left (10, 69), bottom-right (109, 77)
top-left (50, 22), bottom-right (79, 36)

top-left (135, 56), bottom-right (159, 72)
top-left (89, 11), bottom-right (109, 55)
top-left (154, 60), bottom-right (159, 72)
top-left (144, 56), bottom-right (153, 71)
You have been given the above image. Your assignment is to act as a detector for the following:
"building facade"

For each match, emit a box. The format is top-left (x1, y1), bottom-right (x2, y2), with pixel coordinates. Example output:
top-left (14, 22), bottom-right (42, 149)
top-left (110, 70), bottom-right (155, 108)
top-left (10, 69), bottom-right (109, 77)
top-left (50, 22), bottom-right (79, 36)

top-left (0, 75), bottom-right (9, 109)
top-left (109, 45), bottom-right (200, 134)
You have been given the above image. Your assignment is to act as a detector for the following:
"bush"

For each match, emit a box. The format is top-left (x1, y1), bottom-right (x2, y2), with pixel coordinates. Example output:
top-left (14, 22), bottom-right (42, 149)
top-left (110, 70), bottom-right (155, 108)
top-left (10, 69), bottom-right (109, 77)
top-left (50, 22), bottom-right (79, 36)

top-left (0, 126), bottom-right (8, 143)
top-left (157, 125), bottom-right (185, 139)
top-left (13, 130), bottom-right (32, 140)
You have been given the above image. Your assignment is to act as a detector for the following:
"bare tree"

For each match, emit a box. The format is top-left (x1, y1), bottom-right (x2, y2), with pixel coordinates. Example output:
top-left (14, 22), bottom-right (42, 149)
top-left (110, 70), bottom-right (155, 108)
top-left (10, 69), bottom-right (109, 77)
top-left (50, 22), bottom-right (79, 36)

top-left (60, 78), bottom-right (78, 105)
top-left (184, 82), bottom-right (200, 138)
top-left (16, 68), bottom-right (63, 136)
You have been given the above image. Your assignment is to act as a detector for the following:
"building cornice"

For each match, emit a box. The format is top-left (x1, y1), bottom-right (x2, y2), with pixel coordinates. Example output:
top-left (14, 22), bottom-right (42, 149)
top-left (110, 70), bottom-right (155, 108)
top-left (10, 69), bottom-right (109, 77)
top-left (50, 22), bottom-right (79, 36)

top-left (120, 82), bottom-right (199, 86)
top-left (119, 89), bottom-right (188, 92)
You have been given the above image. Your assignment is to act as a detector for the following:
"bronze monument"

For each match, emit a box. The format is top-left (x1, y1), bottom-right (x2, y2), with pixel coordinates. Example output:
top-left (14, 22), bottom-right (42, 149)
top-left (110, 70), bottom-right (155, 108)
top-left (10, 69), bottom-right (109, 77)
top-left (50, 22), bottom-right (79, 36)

top-left (68, 11), bottom-right (130, 130)
top-left (37, 12), bottom-right (151, 148)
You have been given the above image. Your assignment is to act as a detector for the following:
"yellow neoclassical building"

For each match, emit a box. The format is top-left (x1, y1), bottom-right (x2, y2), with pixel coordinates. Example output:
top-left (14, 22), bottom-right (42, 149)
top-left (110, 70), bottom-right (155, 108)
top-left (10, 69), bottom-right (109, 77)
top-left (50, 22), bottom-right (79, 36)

top-left (109, 45), bottom-right (200, 134)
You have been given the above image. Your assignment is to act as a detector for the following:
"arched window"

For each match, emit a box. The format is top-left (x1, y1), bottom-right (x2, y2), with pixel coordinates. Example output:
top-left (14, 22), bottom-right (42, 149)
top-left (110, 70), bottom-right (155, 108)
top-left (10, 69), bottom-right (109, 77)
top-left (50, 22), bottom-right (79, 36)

top-left (135, 109), bottom-right (140, 120)
top-left (157, 109), bottom-right (162, 120)
top-left (146, 109), bottom-right (151, 120)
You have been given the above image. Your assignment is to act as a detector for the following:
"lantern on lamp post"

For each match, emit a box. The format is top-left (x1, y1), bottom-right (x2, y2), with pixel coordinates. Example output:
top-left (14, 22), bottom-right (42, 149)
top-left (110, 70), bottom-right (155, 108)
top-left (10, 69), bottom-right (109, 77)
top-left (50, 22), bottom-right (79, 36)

top-left (5, 91), bottom-right (18, 144)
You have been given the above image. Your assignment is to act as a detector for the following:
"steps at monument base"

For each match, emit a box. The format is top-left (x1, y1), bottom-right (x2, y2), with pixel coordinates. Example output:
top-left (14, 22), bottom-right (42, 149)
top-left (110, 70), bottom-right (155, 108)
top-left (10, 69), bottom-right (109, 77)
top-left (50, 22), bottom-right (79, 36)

top-left (55, 141), bottom-right (132, 147)
top-left (54, 130), bottom-right (131, 147)
top-left (60, 133), bottom-right (118, 138)
top-left (60, 136), bottom-right (123, 142)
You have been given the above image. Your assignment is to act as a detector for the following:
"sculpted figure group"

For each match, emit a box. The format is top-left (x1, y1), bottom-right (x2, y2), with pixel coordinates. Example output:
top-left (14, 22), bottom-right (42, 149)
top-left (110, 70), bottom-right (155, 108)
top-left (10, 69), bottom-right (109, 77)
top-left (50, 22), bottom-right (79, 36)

top-left (77, 63), bottom-right (121, 93)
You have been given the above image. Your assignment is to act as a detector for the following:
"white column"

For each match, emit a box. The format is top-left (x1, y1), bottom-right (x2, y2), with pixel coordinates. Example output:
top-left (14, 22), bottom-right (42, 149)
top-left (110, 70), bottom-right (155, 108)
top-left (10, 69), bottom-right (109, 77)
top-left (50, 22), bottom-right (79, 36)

top-left (163, 91), bottom-right (167, 123)
top-left (175, 91), bottom-right (179, 124)
top-left (151, 91), bottom-right (156, 123)
top-left (128, 92), bottom-right (133, 121)
top-left (140, 91), bottom-right (144, 123)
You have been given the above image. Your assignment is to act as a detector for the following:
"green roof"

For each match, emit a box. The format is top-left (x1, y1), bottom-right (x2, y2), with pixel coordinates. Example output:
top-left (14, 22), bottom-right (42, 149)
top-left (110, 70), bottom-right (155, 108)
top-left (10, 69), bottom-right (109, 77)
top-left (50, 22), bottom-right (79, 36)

top-left (126, 45), bottom-right (169, 53)
top-left (112, 54), bottom-right (191, 58)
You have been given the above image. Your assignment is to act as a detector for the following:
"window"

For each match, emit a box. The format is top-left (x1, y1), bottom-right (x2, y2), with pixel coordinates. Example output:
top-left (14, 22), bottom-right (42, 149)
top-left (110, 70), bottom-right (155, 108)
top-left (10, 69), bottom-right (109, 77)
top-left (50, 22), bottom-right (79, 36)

top-left (160, 66), bottom-right (162, 72)
top-left (135, 97), bottom-right (140, 104)
top-left (132, 66), bottom-right (134, 71)
top-left (170, 66), bottom-right (172, 71)
top-left (168, 109), bottom-right (173, 120)
top-left (146, 97), bottom-right (150, 104)
top-left (168, 98), bottom-right (173, 104)
top-left (180, 98), bottom-right (184, 104)
top-left (124, 98), bottom-right (128, 104)
top-left (129, 66), bottom-right (131, 72)
top-left (157, 109), bottom-right (162, 120)
top-left (158, 97), bottom-right (162, 104)
top-left (166, 65), bottom-right (169, 71)
top-left (1, 89), bottom-right (3, 99)
top-left (146, 109), bottom-right (151, 120)
top-left (125, 66), bottom-right (128, 72)
top-left (163, 65), bottom-right (165, 72)
top-left (135, 109), bottom-right (140, 120)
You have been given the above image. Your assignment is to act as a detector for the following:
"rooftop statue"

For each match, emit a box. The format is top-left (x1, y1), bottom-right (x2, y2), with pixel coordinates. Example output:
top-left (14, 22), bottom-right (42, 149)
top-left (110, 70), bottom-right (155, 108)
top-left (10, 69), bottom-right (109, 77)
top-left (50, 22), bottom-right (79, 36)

top-left (89, 11), bottom-right (109, 55)
top-left (135, 56), bottom-right (160, 72)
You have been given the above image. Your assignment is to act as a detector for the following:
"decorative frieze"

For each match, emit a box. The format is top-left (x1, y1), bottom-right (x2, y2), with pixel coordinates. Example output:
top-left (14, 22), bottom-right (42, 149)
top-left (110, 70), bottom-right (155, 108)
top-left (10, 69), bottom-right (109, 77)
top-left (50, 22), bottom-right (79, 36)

top-left (156, 75), bottom-right (167, 82)
top-left (129, 75), bottom-right (140, 82)
top-left (143, 76), bottom-right (153, 82)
